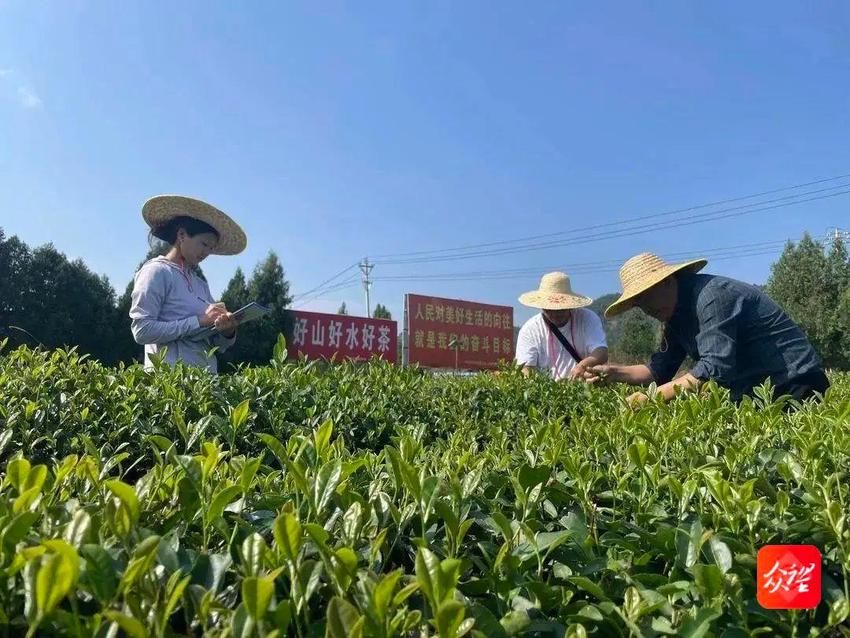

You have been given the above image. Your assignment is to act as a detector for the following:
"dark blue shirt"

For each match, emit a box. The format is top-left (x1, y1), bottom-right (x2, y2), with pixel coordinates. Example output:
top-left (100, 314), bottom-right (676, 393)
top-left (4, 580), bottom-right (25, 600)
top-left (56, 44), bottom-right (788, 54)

top-left (648, 274), bottom-right (822, 401)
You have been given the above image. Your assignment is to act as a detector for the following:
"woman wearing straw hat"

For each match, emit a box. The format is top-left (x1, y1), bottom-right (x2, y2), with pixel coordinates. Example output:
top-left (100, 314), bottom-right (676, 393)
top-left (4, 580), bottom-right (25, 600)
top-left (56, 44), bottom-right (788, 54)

top-left (585, 253), bottom-right (827, 407)
top-left (130, 195), bottom-right (247, 373)
top-left (516, 272), bottom-right (608, 380)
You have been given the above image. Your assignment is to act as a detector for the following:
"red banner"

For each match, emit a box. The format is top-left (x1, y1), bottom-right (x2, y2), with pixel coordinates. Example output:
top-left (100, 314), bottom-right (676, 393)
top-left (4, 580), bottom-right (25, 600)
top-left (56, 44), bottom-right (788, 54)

top-left (288, 311), bottom-right (397, 363)
top-left (405, 294), bottom-right (514, 370)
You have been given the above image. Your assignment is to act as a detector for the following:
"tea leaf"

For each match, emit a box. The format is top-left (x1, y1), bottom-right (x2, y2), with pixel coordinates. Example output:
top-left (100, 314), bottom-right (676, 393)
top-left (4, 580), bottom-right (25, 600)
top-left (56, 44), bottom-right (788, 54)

top-left (435, 600), bottom-right (465, 638)
top-left (242, 533), bottom-right (267, 577)
top-left (468, 603), bottom-right (508, 638)
top-left (80, 544), bottom-right (118, 604)
top-left (707, 536), bottom-right (732, 574)
top-left (63, 510), bottom-right (91, 549)
top-left (326, 596), bottom-right (362, 638)
top-left (314, 419), bottom-right (334, 460)
top-left (35, 551), bottom-right (76, 617)
top-left (274, 512), bottom-right (302, 564)
top-left (693, 564), bottom-right (724, 600)
top-left (242, 575), bottom-right (274, 621)
top-left (231, 399), bottom-right (251, 431)
top-left (104, 611), bottom-right (147, 638)
top-left (679, 607), bottom-right (721, 638)
top-left (207, 485), bottom-right (242, 524)
top-left (313, 461), bottom-right (343, 514)
top-left (828, 597), bottom-right (849, 626)
top-left (105, 479), bottom-right (140, 527)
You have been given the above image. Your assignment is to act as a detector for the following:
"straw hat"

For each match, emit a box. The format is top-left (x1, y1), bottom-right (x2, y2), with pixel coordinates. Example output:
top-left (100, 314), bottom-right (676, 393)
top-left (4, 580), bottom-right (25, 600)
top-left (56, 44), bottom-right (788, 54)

top-left (142, 195), bottom-right (247, 256)
top-left (604, 253), bottom-right (707, 318)
top-left (518, 272), bottom-right (593, 310)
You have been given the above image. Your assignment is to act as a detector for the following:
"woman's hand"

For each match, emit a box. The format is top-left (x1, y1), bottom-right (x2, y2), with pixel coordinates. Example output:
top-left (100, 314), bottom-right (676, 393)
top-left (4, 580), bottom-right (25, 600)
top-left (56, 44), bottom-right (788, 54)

top-left (214, 313), bottom-right (238, 338)
top-left (199, 303), bottom-right (228, 327)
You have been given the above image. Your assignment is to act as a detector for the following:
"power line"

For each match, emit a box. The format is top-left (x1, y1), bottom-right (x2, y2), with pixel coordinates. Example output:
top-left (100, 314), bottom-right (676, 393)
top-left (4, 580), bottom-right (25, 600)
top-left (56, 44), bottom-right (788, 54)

top-left (374, 239), bottom-right (792, 283)
top-left (290, 175), bottom-right (849, 303)
top-left (373, 238), bottom-right (791, 281)
top-left (292, 274), bottom-right (361, 309)
top-left (374, 187), bottom-right (850, 265)
top-left (293, 286), bottom-right (359, 311)
top-left (296, 275), bottom-right (359, 302)
top-left (376, 185), bottom-right (850, 265)
top-left (291, 262), bottom-right (359, 302)
top-left (302, 246), bottom-right (782, 306)
top-left (376, 249), bottom-right (783, 283)
top-left (370, 172), bottom-right (850, 261)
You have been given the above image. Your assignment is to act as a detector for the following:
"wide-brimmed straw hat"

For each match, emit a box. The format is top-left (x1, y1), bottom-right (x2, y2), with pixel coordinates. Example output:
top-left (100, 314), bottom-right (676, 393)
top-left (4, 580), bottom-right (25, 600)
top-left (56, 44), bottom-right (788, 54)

top-left (142, 195), bottom-right (247, 256)
top-left (604, 253), bottom-right (707, 318)
top-left (519, 272), bottom-right (593, 310)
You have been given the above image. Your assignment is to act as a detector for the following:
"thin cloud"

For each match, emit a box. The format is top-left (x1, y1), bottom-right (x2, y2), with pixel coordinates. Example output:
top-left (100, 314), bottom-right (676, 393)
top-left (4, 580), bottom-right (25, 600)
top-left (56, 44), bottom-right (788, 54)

top-left (1, 69), bottom-right (44, 109)
top-left (17, 86), bottom-right (42, 109)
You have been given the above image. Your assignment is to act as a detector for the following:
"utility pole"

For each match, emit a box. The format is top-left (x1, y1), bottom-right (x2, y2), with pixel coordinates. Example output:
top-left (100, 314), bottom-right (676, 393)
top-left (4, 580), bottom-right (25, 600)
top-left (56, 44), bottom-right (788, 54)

top-left (827, 227), bottom-right (850, 243)
top-left (402, 294), bottom-right (409, 367)
top-left (448, 336), bottom-right (459, 372)
top-left (359, 258), bottom-right (374, 318)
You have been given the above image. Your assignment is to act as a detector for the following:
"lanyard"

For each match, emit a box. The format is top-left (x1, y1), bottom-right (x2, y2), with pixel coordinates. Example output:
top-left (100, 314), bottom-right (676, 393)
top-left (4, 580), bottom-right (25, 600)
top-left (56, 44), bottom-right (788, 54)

top-left (546, 317), bottom-right (578, 378)
top-left (178, 260), bottom-right (194, 293)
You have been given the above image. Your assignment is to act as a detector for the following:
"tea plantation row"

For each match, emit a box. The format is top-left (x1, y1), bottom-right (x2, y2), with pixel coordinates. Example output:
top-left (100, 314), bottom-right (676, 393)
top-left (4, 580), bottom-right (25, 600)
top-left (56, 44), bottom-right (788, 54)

top-left (0, 344), bottom-right (848, 637)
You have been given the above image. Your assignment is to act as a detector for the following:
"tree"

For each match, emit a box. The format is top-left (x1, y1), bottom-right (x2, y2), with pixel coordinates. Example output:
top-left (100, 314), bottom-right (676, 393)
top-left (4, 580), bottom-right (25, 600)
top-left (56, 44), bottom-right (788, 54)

top-left (373, 303), bottom-right (392, 320)
top-left (838, 286), bottom-right (850, 361)
top-left (113, 245), bottom-right (173, 364)
top-left (60, 256), bottom-right (119, 362)
top-left (219, 251), bottom-right (293, 368)
top-left (337, 302), bottom-right (348, 316)
top-left (1, 237), bottom-right (120, 362)
top-left (0, 230), bottom-right (33, 345)
top-left (590, 292), bottom-right (660, 356)
top-left (2, 228), bottom-right (228, 366)
top-left (222, 267), bottom-right (251, 310)
top-left (611, 309), bottom-right (659, 363)
top-left (766, 233), bottom-right (850, 369)
top-left (824, 236), bottom-right (850, 367)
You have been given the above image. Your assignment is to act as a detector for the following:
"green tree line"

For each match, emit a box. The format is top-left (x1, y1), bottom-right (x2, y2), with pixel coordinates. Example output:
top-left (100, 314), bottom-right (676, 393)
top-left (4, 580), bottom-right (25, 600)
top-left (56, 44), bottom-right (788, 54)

top-left (0, 227), bottom-right (298, 368)
top-left (3, 226), bottom-right (848, 369)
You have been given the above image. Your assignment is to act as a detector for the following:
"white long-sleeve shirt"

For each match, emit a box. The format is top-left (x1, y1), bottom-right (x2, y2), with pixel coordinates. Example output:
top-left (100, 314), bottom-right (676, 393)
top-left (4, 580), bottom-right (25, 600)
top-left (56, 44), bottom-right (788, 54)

top-left (130, 257), bottom-right (235, 373)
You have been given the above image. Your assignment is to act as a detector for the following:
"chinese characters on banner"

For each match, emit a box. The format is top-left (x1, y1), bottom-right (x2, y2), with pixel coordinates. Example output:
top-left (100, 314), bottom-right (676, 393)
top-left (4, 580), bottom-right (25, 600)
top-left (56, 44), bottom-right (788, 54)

top-left (757, 545), bottom-right (821, 609)
top-left (405, 294), bottom-right (514, 370)
top-left (288, 310), bottom-right (397, 363)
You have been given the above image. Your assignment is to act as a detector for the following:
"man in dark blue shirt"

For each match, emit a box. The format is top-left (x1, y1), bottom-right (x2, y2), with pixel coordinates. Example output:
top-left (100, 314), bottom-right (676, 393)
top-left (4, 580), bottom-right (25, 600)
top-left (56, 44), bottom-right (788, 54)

top-left (586, 253), bottom-right (828, 407)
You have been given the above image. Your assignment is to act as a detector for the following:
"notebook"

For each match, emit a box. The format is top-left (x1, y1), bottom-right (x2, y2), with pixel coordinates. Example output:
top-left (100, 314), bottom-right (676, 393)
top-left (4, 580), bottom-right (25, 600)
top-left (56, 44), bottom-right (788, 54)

top-left (187, 301), bottom-right (271, 341)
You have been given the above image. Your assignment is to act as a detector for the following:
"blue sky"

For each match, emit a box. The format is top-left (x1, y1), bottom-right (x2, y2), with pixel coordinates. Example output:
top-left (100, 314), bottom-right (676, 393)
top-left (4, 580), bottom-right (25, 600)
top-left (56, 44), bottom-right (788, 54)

top-left (2, 1), bottom-right (850, 326)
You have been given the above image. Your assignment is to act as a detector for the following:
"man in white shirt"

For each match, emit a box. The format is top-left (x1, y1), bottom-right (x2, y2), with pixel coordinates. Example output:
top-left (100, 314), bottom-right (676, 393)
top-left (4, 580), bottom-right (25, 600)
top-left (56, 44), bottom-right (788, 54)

top-left (515, 272), bottom-right (608, 380)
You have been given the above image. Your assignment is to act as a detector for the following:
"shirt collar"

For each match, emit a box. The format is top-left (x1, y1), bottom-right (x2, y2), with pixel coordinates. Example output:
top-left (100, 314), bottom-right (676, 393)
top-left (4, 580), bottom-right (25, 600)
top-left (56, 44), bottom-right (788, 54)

top-left (666, 274), bottom-right (696, 331)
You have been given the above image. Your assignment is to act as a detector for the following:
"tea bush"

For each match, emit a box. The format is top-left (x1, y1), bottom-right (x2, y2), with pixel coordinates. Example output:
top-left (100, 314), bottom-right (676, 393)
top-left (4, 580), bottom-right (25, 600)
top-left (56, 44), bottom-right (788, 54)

top-left (0, 343), bottom-right (848, 637)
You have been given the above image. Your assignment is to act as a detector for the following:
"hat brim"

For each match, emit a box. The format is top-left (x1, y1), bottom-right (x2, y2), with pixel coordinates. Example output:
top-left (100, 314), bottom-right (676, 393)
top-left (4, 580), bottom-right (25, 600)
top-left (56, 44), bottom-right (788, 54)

top-left (518, 290), bottom-right (593, 310)
top-left (142, 195), bottom-right (247, 256)
top-left (604, 258), bottom-right (707, 319)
